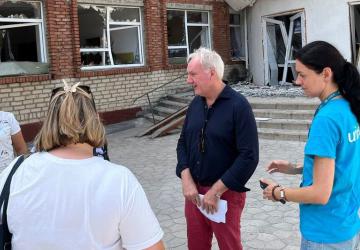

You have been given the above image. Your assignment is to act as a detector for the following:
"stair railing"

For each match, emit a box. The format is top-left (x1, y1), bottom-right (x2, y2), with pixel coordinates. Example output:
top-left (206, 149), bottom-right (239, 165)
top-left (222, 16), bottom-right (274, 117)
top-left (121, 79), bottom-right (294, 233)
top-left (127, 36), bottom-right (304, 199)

top-left (132, 72), bottom-right (188, 124)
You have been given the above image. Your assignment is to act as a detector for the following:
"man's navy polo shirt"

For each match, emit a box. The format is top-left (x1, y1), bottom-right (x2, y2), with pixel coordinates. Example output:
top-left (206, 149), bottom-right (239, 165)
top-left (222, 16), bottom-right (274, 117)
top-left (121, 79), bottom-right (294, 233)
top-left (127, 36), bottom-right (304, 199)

top-left (176, 85), bottom-right (259, 192)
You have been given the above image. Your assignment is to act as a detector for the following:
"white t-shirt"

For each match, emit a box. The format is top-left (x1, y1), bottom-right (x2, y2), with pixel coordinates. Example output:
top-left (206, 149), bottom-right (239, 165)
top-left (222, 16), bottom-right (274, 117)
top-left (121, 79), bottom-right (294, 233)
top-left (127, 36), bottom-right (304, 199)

top-left (0, 153), bottom-right (163, 250)
top-left (0, 111), bottom-right (21, 171)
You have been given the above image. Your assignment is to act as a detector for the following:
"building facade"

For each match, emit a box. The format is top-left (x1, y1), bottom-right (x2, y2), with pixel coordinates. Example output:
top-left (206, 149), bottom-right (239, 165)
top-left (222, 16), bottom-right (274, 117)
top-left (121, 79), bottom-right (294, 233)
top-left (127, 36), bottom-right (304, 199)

top-left (0, 0), bottom-right (246, 141)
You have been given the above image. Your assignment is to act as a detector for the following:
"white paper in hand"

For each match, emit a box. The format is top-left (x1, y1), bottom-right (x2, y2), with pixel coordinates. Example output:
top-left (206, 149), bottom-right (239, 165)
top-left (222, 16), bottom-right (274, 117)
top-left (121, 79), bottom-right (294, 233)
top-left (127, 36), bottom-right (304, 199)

top-left (197, 194), bottom-right (228, 223)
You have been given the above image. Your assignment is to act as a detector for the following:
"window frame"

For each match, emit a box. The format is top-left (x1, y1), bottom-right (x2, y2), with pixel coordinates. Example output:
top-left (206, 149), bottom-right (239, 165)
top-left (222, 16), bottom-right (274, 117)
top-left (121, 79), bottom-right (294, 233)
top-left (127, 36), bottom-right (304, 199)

top-left (167, 9), bottom-right (211, 63)
top-left (0, 0), bottom-right (47, 63)
top-left (78, 5), bottom-right (144, 70)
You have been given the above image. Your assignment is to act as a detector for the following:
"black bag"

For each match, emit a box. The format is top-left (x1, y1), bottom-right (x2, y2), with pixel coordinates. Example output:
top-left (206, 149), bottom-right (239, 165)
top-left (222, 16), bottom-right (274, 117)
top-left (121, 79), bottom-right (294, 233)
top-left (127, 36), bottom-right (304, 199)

top-left (93, 143), bottom-right (110, 161)
top-left (0, 155), bottom-right (25, 250)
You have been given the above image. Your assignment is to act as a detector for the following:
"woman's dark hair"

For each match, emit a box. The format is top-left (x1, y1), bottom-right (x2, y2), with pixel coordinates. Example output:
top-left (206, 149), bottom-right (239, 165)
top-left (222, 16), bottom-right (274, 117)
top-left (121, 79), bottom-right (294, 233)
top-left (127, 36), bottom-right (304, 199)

top-left (295, 41), bottom-right (360, 124)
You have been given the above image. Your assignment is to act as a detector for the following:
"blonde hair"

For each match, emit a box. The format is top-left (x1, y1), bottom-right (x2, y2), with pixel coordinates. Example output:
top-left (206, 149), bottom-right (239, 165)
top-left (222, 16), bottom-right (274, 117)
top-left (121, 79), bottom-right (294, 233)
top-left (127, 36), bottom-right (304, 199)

top-left (34, 87), bottom-right (106, 151)
top-left (187, 47), bottom-right (224, 80)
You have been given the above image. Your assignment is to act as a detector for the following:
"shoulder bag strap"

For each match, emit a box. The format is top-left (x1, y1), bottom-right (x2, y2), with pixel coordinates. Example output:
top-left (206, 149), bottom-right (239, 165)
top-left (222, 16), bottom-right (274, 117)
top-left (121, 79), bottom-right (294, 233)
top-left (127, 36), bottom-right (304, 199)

top-left (0, 155), bottom-right (26, 244)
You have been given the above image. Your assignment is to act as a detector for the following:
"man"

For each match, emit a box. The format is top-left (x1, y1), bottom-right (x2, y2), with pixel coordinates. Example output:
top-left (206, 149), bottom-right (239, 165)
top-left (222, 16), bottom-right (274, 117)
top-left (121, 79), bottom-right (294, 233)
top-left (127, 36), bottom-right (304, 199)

top-left (176, 48), bottom-right (259, 250)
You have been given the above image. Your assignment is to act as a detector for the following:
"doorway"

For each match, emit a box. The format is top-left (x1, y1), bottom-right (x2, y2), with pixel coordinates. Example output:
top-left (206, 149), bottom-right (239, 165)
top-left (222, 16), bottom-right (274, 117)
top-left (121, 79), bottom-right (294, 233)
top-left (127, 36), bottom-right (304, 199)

top-left (262, 11), bottom-right (305, 85)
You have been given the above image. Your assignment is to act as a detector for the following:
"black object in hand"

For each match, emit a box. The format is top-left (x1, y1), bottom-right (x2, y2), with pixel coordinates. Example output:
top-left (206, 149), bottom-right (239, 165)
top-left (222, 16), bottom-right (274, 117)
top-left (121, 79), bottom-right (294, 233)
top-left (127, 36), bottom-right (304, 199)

top-left (259, 180), bottom-right (268, 189)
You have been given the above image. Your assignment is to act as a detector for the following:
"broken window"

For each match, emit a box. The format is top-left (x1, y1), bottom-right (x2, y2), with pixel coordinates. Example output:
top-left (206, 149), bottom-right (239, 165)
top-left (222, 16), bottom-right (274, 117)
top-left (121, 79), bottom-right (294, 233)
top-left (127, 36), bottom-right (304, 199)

top-left (167, 10), bottom-right (211, 64)
top-left (78, 5), bottom-right (144, 69)
top-left (230, 10), bottom-right (246, 61)
top-left (263, 11), bottom-right (305, 85)
top-left (350, 4), bottom-right (360, 71)
top-left (0, 1), bottom-right (48, 76)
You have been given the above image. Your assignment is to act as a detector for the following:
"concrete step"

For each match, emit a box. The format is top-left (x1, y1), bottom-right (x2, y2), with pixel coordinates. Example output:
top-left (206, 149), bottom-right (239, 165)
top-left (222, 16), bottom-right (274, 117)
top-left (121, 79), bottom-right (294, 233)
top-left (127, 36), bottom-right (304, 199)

top-left (167, 95), bottom-right (193, 104)
top-left (164, 94), bottom-right (319, 110)
top-left (173, 91), bottom-right (194, 97)
top-left (141, 93), bottom-right (317, 142)
top-left (254, 109), bottom-right (314, 120)
top-left (248, 97), bottom-right (319, 110)
top-left (143, 113), bottom-right (164, 123)
top-left (174, 86), bottom-right (193, 94)
top-left (257, 128), bottom-right (308, 142)
top-left (256, 118), bottom-right (312, 131)
top-left (152, 106), bottom-right (178, 117)
top-left (158, 99), bottom-right (188, 110)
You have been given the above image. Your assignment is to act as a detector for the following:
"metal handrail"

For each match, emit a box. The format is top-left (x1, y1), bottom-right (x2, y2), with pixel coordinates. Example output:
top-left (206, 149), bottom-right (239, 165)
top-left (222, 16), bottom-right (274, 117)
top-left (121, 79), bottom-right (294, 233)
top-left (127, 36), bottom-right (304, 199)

top-left (132, 72), bottom-right (188, 124)
top-left (132, 72), bottom-right (187, 104)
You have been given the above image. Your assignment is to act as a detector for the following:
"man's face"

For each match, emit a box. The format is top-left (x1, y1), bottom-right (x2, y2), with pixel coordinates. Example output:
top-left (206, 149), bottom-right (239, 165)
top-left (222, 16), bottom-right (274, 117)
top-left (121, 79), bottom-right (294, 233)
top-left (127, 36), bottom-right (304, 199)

top-left (187, 57), bottom-right (213, 97)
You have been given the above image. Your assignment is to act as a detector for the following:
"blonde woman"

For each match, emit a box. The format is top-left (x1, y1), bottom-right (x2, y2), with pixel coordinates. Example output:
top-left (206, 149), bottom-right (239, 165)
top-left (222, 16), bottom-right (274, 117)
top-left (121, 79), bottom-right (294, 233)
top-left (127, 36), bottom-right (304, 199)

top-left (0, 82), bottom-right (164, 250)
top-left (0, 111), bottom-right (27, 172)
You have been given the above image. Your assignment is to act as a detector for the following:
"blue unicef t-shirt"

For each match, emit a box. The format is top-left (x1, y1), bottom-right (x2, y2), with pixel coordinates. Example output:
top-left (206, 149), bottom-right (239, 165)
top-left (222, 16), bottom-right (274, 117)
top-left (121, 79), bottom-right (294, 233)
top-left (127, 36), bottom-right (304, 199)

top-left (300, 99), bottom-right (360, 243)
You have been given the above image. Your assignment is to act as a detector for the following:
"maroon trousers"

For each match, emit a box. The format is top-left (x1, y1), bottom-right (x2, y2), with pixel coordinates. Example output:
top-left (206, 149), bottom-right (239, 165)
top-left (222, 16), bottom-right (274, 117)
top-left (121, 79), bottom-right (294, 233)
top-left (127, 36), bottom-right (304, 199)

top-left (185, 185), bottom-right (246, 250)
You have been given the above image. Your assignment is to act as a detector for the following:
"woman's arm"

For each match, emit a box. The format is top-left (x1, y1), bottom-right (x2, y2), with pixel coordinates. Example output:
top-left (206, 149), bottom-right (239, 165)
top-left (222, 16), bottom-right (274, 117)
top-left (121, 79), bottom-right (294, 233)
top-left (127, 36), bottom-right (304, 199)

top-left (11, 131), bottom-right (28, 155)
top-left (267, 160), bottom-right (303, 175)
top-left (264, 157), bottom-right (334, 205)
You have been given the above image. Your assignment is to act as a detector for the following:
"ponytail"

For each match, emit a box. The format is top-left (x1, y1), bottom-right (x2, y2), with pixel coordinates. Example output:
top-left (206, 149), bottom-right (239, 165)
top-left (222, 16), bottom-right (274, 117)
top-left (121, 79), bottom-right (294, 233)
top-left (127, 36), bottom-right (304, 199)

top-left (336, 62), bottom-right (360, 124)
top-left (295, 41), bottom-right (360, 124)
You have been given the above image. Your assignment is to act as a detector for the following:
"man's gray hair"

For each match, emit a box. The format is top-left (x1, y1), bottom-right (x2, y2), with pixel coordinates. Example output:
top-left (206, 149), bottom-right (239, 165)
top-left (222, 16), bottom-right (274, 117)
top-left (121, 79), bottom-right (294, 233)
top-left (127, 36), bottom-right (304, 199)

top-left (187, 47), bottom-right (224, 80)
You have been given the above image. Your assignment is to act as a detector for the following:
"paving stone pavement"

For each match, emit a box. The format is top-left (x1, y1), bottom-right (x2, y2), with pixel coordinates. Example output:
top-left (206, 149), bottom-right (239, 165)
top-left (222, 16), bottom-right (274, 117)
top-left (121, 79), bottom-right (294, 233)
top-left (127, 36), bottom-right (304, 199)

top-left (107, 119), bottom-right (305, 250)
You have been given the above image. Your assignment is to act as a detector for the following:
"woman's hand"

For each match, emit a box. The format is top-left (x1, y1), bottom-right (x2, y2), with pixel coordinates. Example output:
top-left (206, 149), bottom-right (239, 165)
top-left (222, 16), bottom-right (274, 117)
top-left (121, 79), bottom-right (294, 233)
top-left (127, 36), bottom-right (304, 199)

top-left (267, 160), bottom-right (301, 175)
top-left (261, 178), bottom-right (279, 202)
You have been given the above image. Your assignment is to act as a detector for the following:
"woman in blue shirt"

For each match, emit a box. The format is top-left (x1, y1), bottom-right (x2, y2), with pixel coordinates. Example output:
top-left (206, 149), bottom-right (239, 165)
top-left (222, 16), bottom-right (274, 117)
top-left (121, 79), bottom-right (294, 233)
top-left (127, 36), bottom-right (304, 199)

top-left (262, 41), bottom-right (360, 250)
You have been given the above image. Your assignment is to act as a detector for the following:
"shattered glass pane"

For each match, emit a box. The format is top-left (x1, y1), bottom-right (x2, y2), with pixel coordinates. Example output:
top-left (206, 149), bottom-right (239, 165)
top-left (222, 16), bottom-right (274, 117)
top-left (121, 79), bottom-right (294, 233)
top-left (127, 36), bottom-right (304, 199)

top-left (230, 13), bottom-right (246, 60)
top-left (230, 14), bottom-right (240, 25)
top-left (230, 26), bottom-right (245, 59)
top-left (187, 26), bottom-right (209, 53)
top-left (0, 22), bottom-right (40, 62)
top-left (0, 61), bottom-right (48, 76)
top-left (290, 17), bottom-right (302, 60)
top-left (81, 51), bottom-right (111, 66)
top-left (78, 4), bottom-right (106, 20)
top-left (109, 7), bottom-right (139, 22)
top-left (0, 1), bottom-right (41, 19)
top-left (78, 5), bottom-right (107, 48)
top-left (168, 48), bottom-right (187, 64)
top-left (110, 25), bottom-right (141, 65)
top-left (266, 23), bottom-right (286, 64)
top-left (167, 10), bottom-right (185, 46)
top-left (187, 11), bottom-right (208, 24)
top-left (0, 20), bottom-right (48, 76)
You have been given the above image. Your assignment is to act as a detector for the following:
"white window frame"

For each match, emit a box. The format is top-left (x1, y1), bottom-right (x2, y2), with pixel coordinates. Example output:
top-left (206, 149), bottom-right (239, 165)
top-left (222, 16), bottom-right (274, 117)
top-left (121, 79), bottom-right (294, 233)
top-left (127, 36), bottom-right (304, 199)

top-left (79, 5), bottom-right (144, 70)
top-left (229, 9), bottom-right (248, 67)
top-left (0, 1), bottom-right (47, 63)
top-left (167, 9), bottom-right (211, 61)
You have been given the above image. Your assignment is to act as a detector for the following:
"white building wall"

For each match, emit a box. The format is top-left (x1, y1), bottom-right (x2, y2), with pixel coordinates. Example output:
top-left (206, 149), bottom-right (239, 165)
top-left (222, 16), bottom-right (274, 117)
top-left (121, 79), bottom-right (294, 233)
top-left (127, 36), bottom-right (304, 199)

top-left (247, 0), bottom-right (356, 85)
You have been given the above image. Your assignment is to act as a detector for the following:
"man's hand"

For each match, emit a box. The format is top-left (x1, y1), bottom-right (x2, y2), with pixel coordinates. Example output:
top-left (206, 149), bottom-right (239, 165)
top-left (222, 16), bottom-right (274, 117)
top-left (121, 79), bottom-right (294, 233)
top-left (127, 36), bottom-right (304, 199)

top-left (181, 169), bottom-right (200, 206)
top-left (202, 180), bottom-right (228, 214)
top-left (202, 189), bottom-right (219, 214)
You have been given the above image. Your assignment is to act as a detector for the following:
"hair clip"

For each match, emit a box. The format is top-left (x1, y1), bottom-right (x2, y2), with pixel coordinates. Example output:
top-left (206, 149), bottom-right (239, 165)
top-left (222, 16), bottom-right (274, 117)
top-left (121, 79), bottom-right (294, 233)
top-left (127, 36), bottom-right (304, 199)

top-left (62, 79), bottom-right (80, 93)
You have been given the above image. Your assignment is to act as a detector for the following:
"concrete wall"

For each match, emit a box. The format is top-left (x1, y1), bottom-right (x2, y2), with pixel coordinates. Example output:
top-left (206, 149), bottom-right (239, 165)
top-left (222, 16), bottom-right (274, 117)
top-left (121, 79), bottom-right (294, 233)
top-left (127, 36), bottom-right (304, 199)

top-left (247, 0), bottom-right (355, 85)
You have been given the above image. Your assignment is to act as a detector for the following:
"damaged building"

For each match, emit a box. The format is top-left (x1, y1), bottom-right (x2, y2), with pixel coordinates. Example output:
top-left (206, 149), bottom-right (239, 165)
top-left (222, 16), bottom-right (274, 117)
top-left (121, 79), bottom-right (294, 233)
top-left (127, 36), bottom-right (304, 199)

top-left (246, 0), bottom-right (360, 86)
top-left (0, 0), bottom-right (250, 140)
top-left (1, 0), bottom-right (360, 139)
